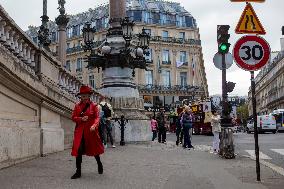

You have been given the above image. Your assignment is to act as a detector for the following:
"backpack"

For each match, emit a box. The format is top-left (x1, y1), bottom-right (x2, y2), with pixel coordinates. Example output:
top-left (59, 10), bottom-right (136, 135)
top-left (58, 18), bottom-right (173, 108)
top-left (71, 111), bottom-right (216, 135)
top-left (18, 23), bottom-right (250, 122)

top-left (100, 103), bottom-right (112, 118)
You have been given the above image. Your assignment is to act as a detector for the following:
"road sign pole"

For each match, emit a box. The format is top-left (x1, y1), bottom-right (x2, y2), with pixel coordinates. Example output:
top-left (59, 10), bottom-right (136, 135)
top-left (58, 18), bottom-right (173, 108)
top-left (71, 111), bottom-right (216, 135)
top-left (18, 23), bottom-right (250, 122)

top-left (250, 71), bottom-right (261, 181)
top-left (219, 53), bottom-right (235, 159)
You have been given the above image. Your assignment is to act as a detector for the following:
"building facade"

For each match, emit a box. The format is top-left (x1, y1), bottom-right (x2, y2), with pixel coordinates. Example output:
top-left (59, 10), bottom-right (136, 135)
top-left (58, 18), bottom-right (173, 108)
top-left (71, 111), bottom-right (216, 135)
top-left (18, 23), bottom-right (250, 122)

top-left (248, 38), bottom-right (284, 116)
top-left (27, 0), bottom-right (209, 111)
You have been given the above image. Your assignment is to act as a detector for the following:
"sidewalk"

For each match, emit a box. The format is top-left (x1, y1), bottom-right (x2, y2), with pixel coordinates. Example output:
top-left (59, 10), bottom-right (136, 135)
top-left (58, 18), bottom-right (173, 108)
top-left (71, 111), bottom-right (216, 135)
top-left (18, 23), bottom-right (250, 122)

top-left (0, 141), bottom-right (283, 189)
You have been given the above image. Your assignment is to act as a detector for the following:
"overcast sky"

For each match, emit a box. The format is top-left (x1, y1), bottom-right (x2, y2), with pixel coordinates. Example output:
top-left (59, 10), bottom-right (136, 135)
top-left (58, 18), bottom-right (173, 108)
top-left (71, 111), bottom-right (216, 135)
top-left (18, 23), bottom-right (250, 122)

top-left (1, 0), bottom-right (283, 96)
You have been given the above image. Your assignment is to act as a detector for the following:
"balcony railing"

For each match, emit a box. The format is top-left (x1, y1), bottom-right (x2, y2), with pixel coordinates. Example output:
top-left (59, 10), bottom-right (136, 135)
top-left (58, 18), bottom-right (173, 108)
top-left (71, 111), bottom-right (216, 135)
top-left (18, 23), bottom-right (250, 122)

top-left (76, 68), bottom-right (82, 72)
top-left (131, 18), bottom-right (193, 28)
top-left (67, 46), bottom-right (82, 54)
top-left (150, 36), bottom-right (201, 46)
top-left (138, 84), bottom-right (201, 92)
top-left (162, 60), bottom-right (171, 65)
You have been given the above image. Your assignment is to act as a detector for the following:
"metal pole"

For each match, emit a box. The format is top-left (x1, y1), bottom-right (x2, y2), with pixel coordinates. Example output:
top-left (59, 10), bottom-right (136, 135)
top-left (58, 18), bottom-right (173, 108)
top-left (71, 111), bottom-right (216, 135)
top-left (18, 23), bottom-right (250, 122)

top-left (120, 115), bottom-right (125, 146)
top-left (250, 71), bottom-right (261, 181)
top-left (222, 53), bottom-right (227, 117)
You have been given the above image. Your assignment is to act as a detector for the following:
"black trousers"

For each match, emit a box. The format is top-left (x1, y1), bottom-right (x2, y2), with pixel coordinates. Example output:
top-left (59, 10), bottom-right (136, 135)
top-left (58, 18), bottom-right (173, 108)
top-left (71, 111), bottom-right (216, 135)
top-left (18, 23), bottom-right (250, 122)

top-left (152, 130), bottom-right (157, 141)
top-left (158, 127), bottom-right (166, 143)
top-left (76, 135), bottom-right (101, 170)
top-left (176, 128), bottom-right (183, 145)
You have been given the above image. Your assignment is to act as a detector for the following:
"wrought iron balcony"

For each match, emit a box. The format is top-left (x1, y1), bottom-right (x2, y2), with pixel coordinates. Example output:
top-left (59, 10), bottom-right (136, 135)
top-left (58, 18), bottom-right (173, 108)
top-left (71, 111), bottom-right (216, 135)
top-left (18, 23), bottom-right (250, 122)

top-left (150, 36), bottom-right (201, 45)
top-left (138, 84), bottom-right (202, 93)
top-left (162, 60), bottom-right (171, 65)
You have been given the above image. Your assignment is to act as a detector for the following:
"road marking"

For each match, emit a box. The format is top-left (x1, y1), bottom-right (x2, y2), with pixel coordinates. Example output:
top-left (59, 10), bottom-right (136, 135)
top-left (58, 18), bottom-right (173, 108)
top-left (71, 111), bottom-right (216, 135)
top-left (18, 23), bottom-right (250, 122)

top-left (271, 149), bottom-right (284, 155)
top-left (246, 155), bottom-right (284, 176)
top-left (245, 150), bottom-right (272, 160)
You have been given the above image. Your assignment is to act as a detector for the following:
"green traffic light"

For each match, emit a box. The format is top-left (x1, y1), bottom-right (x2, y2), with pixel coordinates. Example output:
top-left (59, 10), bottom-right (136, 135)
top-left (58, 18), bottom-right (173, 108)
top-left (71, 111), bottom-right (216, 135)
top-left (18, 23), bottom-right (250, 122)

top-left (218, 43), bottom-right (230, 54)
top-left (220, 44), bottom-right (227, 51)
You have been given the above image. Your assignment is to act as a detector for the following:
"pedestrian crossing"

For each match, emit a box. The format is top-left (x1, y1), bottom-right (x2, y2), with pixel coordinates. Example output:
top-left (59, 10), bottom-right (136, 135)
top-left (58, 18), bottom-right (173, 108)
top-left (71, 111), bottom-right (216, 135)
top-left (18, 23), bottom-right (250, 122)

top-left (244, 149), bottom-right (284, 160)
top-left (271, 149), bottom-right (284, 156)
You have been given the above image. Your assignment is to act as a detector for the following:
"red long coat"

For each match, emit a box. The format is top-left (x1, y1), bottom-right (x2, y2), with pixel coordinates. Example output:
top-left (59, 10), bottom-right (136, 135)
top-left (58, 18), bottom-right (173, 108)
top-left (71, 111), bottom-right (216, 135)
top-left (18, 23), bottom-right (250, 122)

top-left (71, 100), bottom-right (104, 157)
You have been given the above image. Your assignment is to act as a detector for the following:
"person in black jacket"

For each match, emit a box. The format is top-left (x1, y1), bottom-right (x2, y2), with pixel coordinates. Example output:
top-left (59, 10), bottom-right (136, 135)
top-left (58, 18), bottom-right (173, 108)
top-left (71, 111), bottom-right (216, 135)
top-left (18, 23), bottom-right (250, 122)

top-left (156, 108), bottom-right (166, 143)
top-left (181, 106), bottom-right (195, 149)
top-left (176, 111), bottom-right (184, 146)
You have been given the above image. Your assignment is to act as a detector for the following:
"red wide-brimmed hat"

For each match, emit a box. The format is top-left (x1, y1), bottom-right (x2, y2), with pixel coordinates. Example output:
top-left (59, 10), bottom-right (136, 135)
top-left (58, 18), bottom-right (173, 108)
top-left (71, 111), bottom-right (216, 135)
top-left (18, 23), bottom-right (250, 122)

top-left (77, 85), bottom-right (93, 96)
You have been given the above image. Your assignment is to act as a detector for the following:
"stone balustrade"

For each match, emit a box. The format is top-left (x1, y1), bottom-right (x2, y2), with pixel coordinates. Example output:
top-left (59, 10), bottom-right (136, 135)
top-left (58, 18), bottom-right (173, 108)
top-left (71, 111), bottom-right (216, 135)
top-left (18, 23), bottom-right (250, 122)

top-left (0, 5), bottom-right (92, 169)
top-left (0, 6), bottom-right (83, 97)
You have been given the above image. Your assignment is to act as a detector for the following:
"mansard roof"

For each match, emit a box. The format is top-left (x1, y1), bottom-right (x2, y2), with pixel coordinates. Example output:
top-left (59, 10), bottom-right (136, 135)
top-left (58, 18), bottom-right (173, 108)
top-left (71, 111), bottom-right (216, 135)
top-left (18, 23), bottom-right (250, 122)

top-left (26, 0), bottom-right (196, 37)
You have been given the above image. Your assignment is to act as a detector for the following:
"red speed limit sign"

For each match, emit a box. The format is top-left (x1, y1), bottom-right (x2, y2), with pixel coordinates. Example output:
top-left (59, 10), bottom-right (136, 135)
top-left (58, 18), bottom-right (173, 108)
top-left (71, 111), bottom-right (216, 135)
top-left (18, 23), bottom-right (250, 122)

top-left (233, 35), bottom-right (270, 71)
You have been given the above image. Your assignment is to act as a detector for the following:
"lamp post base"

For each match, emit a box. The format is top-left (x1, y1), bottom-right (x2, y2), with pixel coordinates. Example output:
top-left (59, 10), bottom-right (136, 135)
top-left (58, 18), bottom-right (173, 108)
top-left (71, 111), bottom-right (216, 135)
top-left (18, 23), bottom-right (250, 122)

top-left (219, 127), bottom-right (235, 159)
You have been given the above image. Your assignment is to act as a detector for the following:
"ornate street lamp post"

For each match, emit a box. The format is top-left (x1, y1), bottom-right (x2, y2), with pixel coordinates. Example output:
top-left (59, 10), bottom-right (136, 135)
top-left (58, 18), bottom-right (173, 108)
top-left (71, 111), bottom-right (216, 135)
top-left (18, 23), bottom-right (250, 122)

top-left (82, 0), bottom-right (152, 143)
top-left (82, 12), bottom-right (150, 80)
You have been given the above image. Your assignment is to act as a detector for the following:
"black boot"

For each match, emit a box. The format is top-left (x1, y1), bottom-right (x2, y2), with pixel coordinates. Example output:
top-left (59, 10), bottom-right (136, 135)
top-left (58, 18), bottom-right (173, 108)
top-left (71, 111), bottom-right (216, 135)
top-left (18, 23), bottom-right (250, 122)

top-left (98, 162), bottom-right (103, 174)
top-left (95, 155), bottom-right (103, 174)
top-left (71, 155), bottom-right (82, 179)
top-left (71, 169), bottom-right (81, 179)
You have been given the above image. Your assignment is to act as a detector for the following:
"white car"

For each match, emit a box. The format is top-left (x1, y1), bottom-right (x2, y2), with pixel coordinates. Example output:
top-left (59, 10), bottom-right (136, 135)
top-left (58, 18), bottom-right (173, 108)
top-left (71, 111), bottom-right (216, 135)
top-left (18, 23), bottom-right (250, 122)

top-left (247, 115), bottom-right (277, 134)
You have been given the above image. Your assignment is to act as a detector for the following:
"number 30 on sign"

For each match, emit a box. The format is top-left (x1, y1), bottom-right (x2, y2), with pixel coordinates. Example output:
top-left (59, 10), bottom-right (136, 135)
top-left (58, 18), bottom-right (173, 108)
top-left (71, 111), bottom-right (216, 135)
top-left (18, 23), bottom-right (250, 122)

top-left (233, 35), bottom-right (270, 71)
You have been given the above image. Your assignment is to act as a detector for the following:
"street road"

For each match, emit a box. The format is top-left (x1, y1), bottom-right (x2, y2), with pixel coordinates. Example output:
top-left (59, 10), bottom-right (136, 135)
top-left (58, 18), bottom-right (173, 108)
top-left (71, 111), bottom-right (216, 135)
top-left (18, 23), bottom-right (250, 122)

top-left (166, 131), bottom-right (284, 170)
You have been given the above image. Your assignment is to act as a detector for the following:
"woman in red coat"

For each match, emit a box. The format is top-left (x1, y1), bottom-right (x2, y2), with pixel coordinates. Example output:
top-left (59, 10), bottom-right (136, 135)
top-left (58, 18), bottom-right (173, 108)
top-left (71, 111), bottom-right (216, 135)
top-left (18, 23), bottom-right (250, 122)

top-left (71, 85), bottom-right (104, 179)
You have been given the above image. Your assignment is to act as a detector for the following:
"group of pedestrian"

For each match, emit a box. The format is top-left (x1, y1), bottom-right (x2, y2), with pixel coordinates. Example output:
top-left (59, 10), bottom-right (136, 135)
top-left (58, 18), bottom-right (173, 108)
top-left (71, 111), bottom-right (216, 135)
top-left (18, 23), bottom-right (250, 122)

top-left (150, 105), bottom-right (222, 153)
top-left (70, 85), bottom-right (115, 179)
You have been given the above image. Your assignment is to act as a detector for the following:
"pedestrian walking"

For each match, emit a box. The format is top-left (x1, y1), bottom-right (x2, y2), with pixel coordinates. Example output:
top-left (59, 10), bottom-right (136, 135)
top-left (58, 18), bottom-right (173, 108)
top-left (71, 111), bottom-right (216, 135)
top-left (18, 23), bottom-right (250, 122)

top-left (71, 85), bottom-right (104, 179)
top-left (156, 108), bottom-right (166, 143)
top-left (181, 106), bottom-right (194, 149)
top-left (99, 95), bottom-right (116, 148)
top-left (150, 116), bottom-right (158, 141)
top-left (211, 111), bottom-right (221, 154)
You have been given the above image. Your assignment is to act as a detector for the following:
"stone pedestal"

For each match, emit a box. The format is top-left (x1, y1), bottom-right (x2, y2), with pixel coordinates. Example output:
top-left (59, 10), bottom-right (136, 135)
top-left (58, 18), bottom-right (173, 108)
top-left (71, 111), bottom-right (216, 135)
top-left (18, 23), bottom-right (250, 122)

top-left (101, 97), bottom-right (152, 143)
top-left (105, 97), bottom-right (151, 143)
top-left (99, 67), bottom-right (139, 98)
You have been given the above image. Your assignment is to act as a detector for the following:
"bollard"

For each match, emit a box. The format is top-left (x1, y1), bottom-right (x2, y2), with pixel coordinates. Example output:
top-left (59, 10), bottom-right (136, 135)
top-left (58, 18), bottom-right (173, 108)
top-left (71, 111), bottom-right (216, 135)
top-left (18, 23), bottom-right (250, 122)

top-left (115, 115), bottom-right (128, 146)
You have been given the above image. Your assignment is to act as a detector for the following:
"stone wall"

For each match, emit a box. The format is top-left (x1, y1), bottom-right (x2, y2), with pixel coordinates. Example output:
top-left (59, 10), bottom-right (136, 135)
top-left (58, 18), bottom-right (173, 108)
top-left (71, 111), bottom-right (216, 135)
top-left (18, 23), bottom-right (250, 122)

top-left (0, 5), bottom-right (81, 169)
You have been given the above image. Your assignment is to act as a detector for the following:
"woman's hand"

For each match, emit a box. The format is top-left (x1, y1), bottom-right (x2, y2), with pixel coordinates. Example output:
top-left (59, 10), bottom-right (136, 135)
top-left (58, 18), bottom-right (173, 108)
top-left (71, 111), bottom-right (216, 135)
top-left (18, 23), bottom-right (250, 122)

top-left (90, 125), bottom-right (97, 132)
top-left (81, 116), bottom-right (88, 122)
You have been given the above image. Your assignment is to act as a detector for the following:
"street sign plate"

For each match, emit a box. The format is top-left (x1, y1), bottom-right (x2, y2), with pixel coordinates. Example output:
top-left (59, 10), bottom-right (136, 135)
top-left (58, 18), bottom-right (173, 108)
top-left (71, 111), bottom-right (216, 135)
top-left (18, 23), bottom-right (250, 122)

top-left (233, 35), bottom-right (270, 71)
top-left (230, 0), bottom-right (265, 2)
top-left (213, 52), bottom-right (233, 70)
top-left (235, 3), bottom-right (266, 35)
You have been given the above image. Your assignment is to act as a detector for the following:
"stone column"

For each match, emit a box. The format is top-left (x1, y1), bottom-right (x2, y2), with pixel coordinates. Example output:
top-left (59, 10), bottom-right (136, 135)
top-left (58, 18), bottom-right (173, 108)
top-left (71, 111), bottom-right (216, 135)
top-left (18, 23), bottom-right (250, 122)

top-left (56, 0), bottom-right (69, 66)
top-left (109, 0), bottom-right (126, 28)
top-left (57, 25), bottom-right (67, 65)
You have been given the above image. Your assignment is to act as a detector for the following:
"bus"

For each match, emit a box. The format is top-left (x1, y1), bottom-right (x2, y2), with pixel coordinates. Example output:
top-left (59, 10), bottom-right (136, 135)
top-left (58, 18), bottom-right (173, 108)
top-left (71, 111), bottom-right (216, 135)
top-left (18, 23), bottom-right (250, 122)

top-left (272, 109), bottom-right (284, 132)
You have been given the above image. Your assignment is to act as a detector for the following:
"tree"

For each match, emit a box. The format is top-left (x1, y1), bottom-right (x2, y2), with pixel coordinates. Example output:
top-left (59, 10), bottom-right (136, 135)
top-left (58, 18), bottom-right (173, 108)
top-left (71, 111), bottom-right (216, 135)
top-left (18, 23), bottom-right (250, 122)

top-left (237, 104), bottom-right (249, 125)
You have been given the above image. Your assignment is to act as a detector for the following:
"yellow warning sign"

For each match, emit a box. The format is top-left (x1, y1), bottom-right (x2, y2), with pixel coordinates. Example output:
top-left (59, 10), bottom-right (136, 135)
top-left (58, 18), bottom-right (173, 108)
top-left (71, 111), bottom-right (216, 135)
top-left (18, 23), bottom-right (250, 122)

top-left (235, 3), bottom-right (266, 35)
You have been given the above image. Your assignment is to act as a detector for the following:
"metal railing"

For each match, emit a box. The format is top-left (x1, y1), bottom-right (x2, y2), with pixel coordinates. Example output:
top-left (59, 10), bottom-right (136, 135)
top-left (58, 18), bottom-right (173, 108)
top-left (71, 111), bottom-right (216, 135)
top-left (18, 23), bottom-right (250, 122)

top-left (138, 84), bottom-right (201, 92)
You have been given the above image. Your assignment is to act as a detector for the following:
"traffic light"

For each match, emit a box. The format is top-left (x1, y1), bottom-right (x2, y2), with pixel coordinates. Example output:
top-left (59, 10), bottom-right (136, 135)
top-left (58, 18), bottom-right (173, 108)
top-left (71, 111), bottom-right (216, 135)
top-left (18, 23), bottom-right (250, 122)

top-left (227, 81), bottom-right (236, 93)
top-left (217, 25), bottom-right (230, 54)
